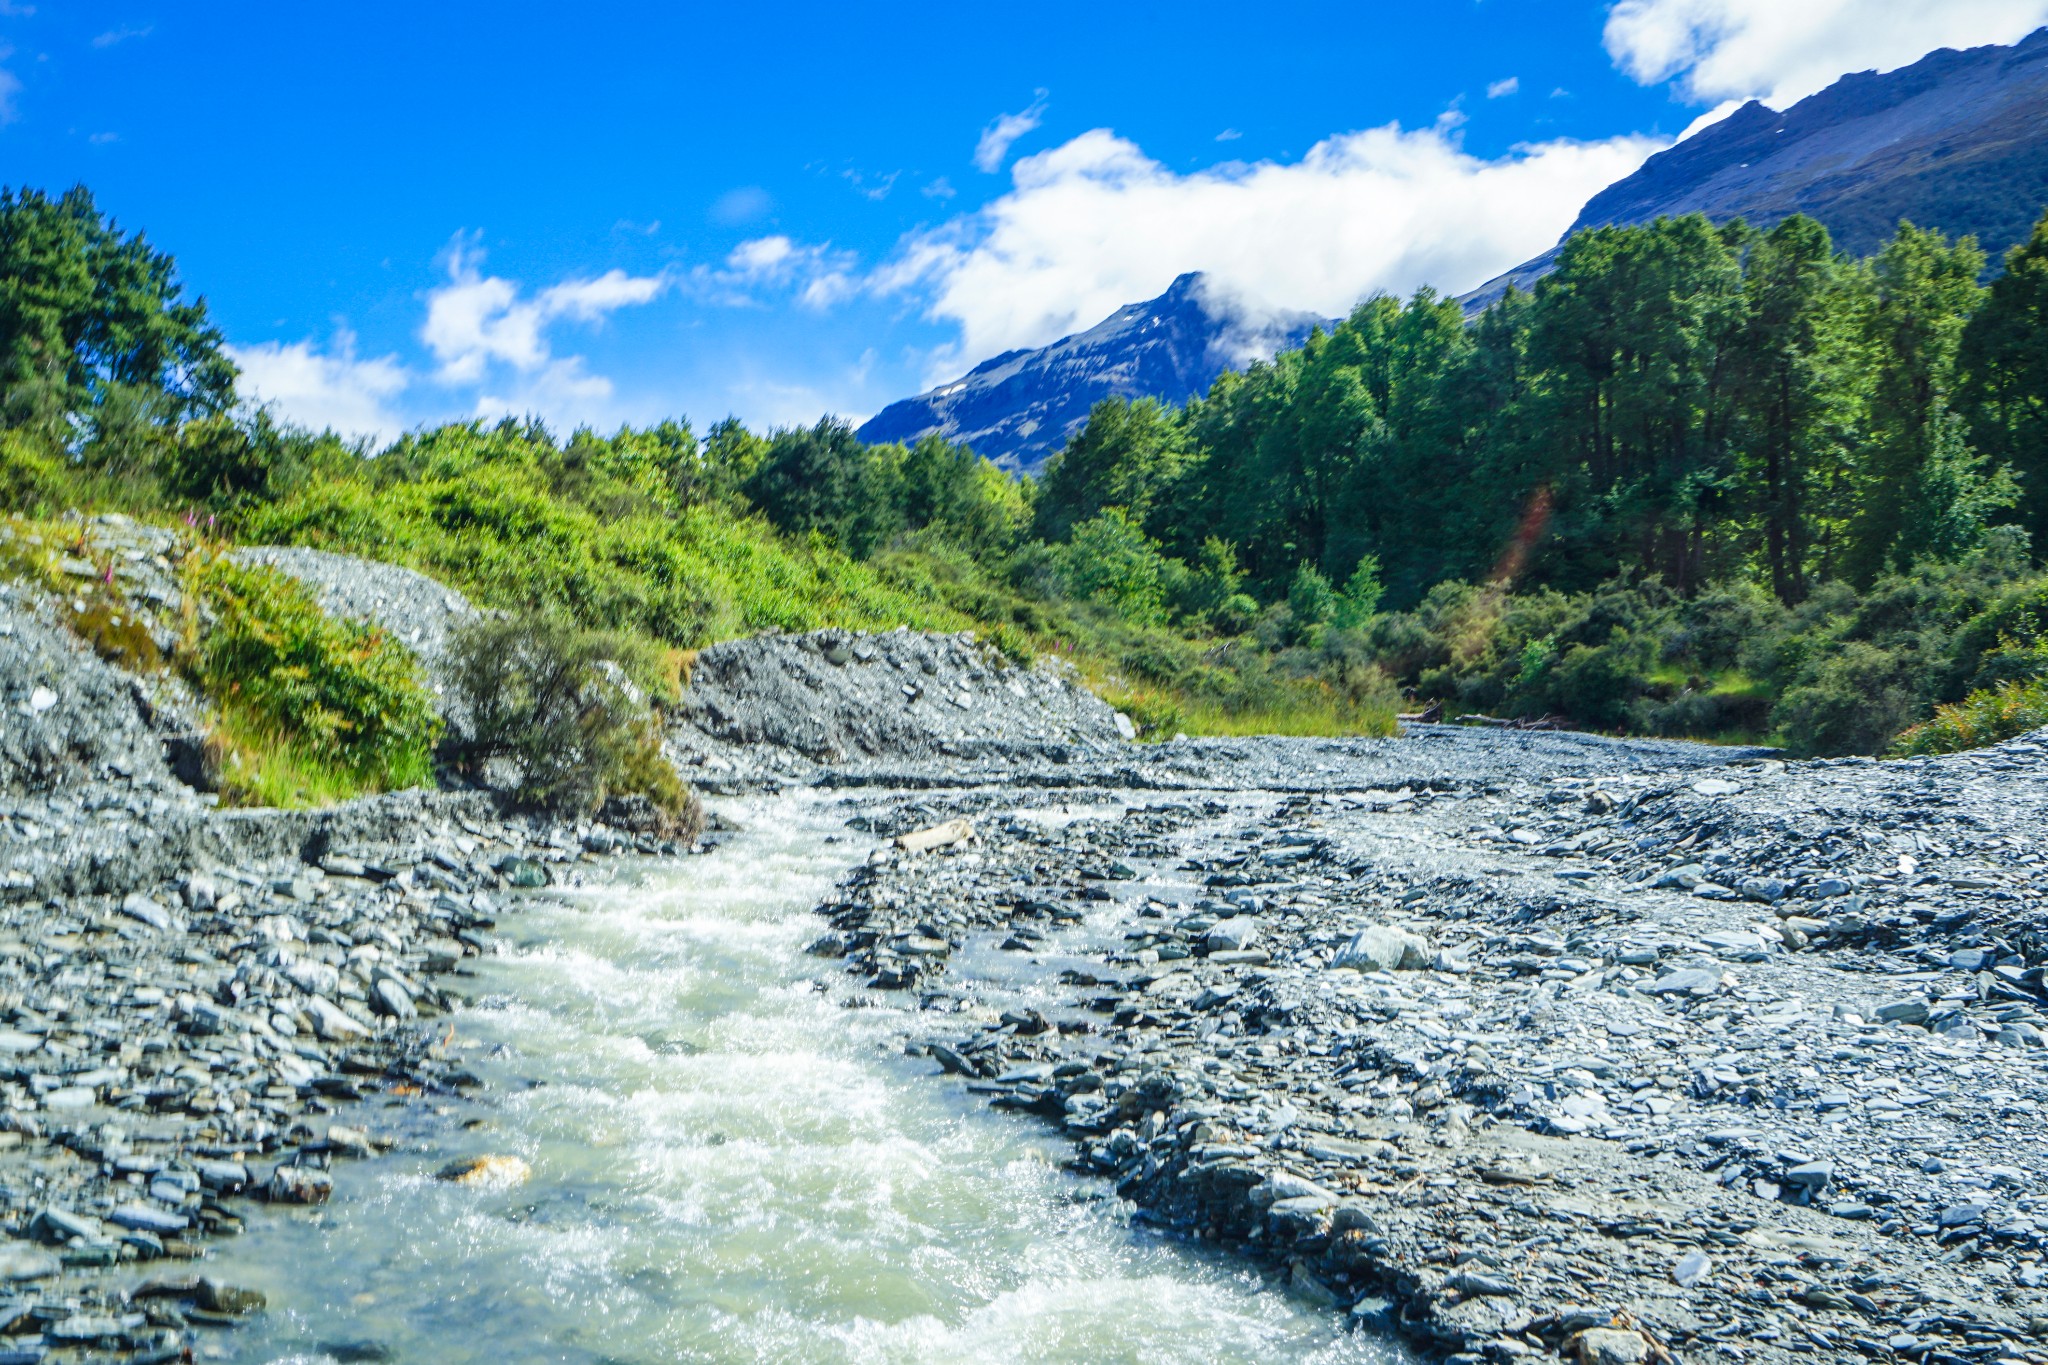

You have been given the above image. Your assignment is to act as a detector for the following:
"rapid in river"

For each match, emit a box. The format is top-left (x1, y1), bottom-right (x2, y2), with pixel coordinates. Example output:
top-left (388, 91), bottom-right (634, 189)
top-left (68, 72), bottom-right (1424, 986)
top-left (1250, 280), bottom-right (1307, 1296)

top-left (200, 795), bottom-right (1404, 1365)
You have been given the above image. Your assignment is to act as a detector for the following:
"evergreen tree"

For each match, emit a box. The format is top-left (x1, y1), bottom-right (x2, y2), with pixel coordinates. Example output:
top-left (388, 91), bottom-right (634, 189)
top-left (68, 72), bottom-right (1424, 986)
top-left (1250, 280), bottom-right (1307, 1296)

top-left (1730, 215), bottom-right (1854, 603)
top-left (1843, 223), bottom-right (1992, 582)
top-left (0, 185), bottom-right (234, 435)
top-left (1031, 396), bottom-right (1186, 543)
top-left (1959, 208), bottom-right (2048, 546)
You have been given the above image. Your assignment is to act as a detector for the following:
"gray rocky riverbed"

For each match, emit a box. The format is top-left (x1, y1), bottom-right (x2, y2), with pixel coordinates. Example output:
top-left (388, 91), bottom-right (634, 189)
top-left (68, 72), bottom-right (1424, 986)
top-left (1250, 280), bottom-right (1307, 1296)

top-left (802, 729), bottom-right (2048, 1365)
top-left (5, 521), bottom-right (2048, 1364)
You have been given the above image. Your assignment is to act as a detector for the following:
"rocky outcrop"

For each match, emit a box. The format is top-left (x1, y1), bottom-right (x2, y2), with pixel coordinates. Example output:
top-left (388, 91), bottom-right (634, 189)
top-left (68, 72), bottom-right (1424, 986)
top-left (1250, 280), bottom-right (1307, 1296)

top-left (0, 578), bottom-right (183, 799)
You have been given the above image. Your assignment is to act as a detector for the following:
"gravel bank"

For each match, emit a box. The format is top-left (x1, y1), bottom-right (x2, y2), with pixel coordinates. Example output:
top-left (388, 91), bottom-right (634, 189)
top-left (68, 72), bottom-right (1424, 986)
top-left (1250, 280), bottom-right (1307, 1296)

top-left (0, 533), bottom-right (695, 1362)
top-left (810, 728), bottom-right (2048, 1365)
top-left (668, 627), bottom-right (1133, 789)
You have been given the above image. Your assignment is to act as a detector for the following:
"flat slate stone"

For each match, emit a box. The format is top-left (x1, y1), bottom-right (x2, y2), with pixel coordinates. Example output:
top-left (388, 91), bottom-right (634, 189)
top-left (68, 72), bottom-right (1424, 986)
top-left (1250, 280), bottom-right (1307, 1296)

top-left (110, 1202), bottom-right (189, 1234)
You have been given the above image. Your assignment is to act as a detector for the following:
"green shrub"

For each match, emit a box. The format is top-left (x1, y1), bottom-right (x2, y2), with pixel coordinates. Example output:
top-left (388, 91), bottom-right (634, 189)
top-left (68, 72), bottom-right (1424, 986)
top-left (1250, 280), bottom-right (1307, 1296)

top-left (1770, 640), bottom-right (1928, 757)
top-left (192, 558), bottom-right (442, 798)
top-left (1890, 676), bottom-right (2048, 755)
top-left (444, 612), bottom-right (702, 835)
top-left (1056, 508), bottom-right (1178, 626)
top-left (1210, 593), bottom-right (1259, 636)
top-left (1286, 562), bottom-right (1337, 644)
top-left (0, 432), bottom-right (72, 514)
top-left (1331, 556), bottom-right (1384, 629)
top-left (1549, 631), bottom-right (1653, 728)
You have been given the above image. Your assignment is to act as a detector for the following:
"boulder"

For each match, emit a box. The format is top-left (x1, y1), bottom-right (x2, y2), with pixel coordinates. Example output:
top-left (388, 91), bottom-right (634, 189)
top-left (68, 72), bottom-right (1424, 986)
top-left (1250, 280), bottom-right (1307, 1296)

top-left (1331, 925), bottom-right (1430, 972)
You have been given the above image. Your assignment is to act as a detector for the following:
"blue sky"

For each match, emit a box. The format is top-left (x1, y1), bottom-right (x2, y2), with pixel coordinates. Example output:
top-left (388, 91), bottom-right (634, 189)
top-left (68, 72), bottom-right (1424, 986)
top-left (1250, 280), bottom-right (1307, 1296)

top-left (6, 0), bottom-right (2046, 441)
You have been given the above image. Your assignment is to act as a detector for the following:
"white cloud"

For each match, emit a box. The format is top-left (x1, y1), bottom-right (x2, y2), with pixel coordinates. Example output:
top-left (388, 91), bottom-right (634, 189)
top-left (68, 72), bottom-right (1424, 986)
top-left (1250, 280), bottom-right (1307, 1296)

top-left (233, 243), bottom-right (674, 442)
top-left (1215, 128), bottom-right (1243, 142)
top-left (0, 43), bottom-right (18, 125)
top-left (420, 240), bottom-right (666, 384)
top-left (701, 235), bottom-right (858, 311)
top-left (726, 236), bottom-right (795, 278)
top-left (1487, 76), bottom-right (1521, 98)
top-left (1604, 0), bottom-right (2048, 106)
top-left (228, 333), bottom-right (410, 444)
top-left (876, 122), bottom-right (1664, 373)
top-left (539, 268), bottom-right (665, 321)
top-left (973, 92), bottom-right (1048, 173)
top-left (91, 24), bottom-right (151, 48)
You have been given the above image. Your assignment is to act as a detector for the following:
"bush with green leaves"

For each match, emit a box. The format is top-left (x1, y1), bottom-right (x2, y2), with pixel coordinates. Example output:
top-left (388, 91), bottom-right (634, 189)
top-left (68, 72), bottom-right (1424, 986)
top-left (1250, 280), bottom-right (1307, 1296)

top-left (1331, 557), bottom-right (1384, 630)
top-left (192, 559), bottom-right (442, 797)
top-left (1890, 676), bottom-right (2048, 755)
top-left (1285, 563), bottom-right (1337, 644)
top-left (1055, 508), bottom-right (1180, 627)
top-left (444, 612), bottom-right (701, 834)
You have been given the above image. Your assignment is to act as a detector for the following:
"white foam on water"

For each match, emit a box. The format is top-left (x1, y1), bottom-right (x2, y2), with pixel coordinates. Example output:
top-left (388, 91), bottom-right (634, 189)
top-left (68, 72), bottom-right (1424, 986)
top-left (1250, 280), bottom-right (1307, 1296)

top-left (209, 795), bottom-right (1407, 1365)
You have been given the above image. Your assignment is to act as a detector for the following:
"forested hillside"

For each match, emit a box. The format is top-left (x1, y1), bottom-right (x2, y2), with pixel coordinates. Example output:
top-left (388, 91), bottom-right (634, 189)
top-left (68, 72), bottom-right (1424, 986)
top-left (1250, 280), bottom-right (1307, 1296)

top-left (1012, 211), bottom-right (2048, 753)
top-left (6, 184), bottom-right (2048, 758)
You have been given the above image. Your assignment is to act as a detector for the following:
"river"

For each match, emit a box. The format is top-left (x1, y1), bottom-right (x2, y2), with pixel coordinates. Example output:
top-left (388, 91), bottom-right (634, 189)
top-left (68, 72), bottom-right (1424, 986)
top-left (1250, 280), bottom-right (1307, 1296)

top-left (200, 794), bottom-right (1403, 1365)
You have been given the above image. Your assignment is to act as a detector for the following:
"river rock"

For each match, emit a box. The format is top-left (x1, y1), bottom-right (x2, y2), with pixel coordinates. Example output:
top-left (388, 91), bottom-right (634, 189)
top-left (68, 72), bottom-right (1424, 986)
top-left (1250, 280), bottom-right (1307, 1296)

top-left (30, 1207), bottom-right (102, 1243)
top-left (498, 855), bottom-right (549, 888)
top-left (305, 995), bottom-right (370, 1041)
top-left (896, 819), bottom-right (974, 854)
top-left (1573, 1328), bottom-right (1650, 1365)
top-left (111, 1202), bottom-right (188, 1235)
top-left (370, 976), bottom-right (416, 1020)
top-left (0, 1244), bottom-right (59, 1280)
top-left (267, 1166), bottom-right (334, 1204)
top-left (1206, 919), bottom-right (1261, 952)
top-left (197, 1277), bottom-right (268, 1315)
top-left (436, 1154), bottom-right (532, 1187)
top-left (119, 892), bottom-right (173, 931)
top-left (1331, 925), bottom-right (1429, 972)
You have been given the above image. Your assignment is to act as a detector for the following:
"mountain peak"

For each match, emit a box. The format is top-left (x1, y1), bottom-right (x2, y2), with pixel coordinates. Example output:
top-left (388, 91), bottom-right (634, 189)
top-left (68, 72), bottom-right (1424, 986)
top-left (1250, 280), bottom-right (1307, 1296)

top-left (1462, 26), bottom-right (2048, 311)
top-left (856, 273), bottom-right (1325, 472)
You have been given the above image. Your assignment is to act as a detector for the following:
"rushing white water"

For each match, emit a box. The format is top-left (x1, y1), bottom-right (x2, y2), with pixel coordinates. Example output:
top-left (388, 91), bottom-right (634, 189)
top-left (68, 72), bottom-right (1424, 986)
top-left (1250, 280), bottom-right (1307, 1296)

top-left (207, 795), bottom-right (1404, 1365)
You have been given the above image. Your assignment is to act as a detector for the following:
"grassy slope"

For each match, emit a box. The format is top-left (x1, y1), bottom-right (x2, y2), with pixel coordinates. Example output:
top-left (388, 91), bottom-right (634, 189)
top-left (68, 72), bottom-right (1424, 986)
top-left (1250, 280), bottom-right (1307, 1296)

top-left (230, 447), bottom-right (1399, 742)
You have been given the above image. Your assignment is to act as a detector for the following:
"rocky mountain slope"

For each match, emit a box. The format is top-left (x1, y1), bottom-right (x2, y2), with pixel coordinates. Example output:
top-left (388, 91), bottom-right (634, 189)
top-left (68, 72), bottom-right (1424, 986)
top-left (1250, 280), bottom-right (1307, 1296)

top-left (856, 274), bottom-right (1325, 473)
top-left (1464, 27), bottom-right (2048, 308)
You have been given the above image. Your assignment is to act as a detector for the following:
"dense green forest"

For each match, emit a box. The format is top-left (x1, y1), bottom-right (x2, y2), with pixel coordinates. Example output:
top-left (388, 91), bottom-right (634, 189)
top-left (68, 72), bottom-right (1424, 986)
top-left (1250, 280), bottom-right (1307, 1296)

top-left (6, 183), bottom-right (2048, 770)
